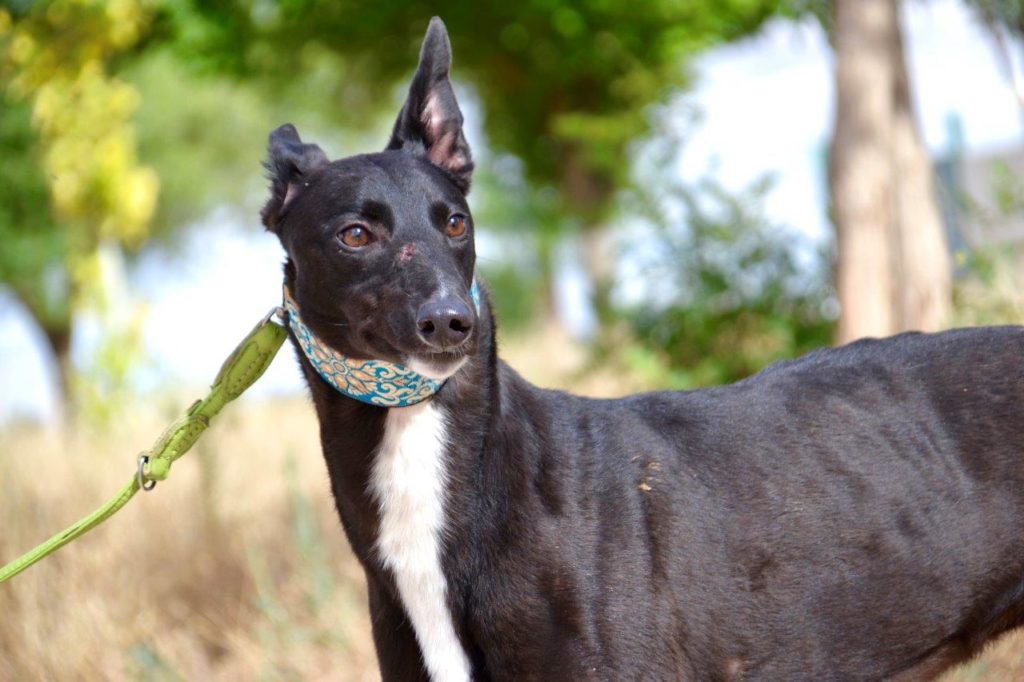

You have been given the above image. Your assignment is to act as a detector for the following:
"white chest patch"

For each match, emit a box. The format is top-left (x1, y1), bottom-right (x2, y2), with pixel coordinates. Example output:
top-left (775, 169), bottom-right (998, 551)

top-left (369, 401), bottom-right (471, 682)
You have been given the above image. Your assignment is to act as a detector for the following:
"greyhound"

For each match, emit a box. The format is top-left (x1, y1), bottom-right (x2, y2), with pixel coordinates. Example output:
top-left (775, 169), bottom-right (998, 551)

top-left (261, 16), bottom-right (1024, 682)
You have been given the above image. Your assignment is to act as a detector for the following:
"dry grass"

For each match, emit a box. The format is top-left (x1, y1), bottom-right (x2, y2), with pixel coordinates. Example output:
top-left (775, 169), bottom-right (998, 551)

top-left (0, 326), bottom-right (1022, 679)
top-left (0, 399), bottom-right (378, 680)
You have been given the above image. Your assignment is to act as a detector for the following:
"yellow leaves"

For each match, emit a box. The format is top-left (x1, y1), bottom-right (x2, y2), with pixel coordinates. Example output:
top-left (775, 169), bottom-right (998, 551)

top-left (119, 167), bottom-right (158, 244)
top-left (70, 243), bottom-right (151, 424)
top-left (30, 65), bottom-right (158, 247)
top-left (3, 0), bottom-right (158, 253)
top-left (106, 0), bottom-right (148, 49)
top-left (69, 249), bottom-right (105, 309)
top-left (8, 32), bottom-right (31, 67)
top-left (50, 170), bottom-right (82, 217)
top-left (32, 61), bottom-right (139, 135)
top-left (1, 0), bottom-right (159, 414)
top-left (6, 0), bottom-right (152, 68)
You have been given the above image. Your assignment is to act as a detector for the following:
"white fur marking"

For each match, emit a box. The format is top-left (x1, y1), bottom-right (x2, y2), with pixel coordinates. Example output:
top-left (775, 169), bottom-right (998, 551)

top-left (370, 402), bottom-right (470, 682)
top-left (405, 355), bottom-right (468, 381)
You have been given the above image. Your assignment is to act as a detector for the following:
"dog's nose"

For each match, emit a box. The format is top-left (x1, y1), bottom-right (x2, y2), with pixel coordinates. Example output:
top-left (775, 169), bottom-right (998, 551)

top-left (416, 296), bottom-right (474, 349)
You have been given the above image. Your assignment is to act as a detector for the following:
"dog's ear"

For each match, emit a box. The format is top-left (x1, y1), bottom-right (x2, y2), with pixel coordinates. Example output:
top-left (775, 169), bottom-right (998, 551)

top-left (386, 17), bottom-right (473, 192)
top-left (261, 123), bottom-right (329, 232)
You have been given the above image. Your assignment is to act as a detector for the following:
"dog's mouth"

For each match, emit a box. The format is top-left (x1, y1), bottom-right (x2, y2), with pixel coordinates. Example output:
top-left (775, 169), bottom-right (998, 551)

top-left (404, 352), bottom-right (470, 381)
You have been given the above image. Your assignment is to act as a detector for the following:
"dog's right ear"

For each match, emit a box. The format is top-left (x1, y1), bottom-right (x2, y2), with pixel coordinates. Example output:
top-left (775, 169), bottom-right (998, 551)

top-left (386, 17), bottom-right (473, 192)
top-left (261, 123), bottom-right (329, 232)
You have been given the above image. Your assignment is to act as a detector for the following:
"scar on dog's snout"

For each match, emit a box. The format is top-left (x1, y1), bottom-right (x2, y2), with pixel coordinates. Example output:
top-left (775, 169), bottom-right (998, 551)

top-left (398, 243), bottom-right (417, 263)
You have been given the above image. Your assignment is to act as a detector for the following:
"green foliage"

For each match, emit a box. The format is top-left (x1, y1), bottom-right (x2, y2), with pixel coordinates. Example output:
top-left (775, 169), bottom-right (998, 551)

top-left (471, 152), bottom-right (566, 330)
top-left (0, 97), bottom-right (67, 329)
top-left (952, 246), bottom-right (1024, 327)
top-left (125, 49), bottom-right (271, 237)
top-left (965, 0), bottom-right (1024, 32)
top-left (0, 0), bottom-right (157, 413)
top-left (74, 284), bottom-right (149, 426)
top-left (609, 162), bottom-right (835, 388)
top-left (478, 262), bottom-right (548, 331)
top-left (0, 0), bottom-right (805, 411)
top-left (989, 159), bottom-right (1024, 216)
top-left (153, 0), bottom-right (784, 220)
top-left (2, 0), bottom-right (157, 249)
top-left (780, 0), bottom-right (833, 35)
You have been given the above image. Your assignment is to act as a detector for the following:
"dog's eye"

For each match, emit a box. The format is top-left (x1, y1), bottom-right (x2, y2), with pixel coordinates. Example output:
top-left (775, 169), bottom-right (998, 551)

top-left (337, 224), bottom-right (373, 249)
top-left (446, 214), bottom-right (468, 238)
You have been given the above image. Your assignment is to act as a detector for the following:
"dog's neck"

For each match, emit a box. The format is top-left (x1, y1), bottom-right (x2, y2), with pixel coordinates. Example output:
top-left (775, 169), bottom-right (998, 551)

top-left (289, 290), bottom-right (501, 678)
top-left (282, 281), bottom-right (482, 408)
top-left (289, 288), bottom-right (501, 564)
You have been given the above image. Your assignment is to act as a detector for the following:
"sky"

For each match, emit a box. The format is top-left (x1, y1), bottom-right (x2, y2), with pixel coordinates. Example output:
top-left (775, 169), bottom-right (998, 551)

top-left (2, 0), bottom-right (1022, 422)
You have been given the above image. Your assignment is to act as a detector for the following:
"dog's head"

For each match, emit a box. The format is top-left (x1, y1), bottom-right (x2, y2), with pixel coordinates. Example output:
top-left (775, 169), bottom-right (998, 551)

top-left (262, 18), bottom-right (478, 380)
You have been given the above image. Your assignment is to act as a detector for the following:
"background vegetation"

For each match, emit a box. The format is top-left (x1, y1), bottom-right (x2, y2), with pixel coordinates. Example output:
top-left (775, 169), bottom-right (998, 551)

top-left (3, 0), bottom-right (1024, 678)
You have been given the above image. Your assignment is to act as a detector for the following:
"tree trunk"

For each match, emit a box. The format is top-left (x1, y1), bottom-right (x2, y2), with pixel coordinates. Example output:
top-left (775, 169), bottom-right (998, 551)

top-left (890, 2), bottom-right (952, 332)
top-left (830, 0), bottom-right (899, 343)
top-left (43, 326), bottom-right (73, 404)
top-left (537, 232), bottom-right (560, 326)
top-left (830, 0), bottom-right (950, 343)
top-left (15, 290), bottom-right (74, 416)
top-left (562, 146), bottom-right (614, 336)
top-left (581, 223), bottom-right (613, 328)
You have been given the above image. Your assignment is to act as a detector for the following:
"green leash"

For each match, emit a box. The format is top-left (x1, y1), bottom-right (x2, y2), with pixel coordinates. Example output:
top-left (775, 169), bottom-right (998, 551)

top-left (0, 308), bottom-right (288, 584)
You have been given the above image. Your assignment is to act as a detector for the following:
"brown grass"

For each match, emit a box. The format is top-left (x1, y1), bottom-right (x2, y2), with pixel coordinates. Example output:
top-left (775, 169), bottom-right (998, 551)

top-left (0, 326), bottom-right (1022, 679)
top-left (0, 399), bottom-right (379, 680)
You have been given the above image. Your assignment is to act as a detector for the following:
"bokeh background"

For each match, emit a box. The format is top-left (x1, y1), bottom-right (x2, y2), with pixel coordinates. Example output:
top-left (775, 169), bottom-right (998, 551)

top-left (3, 0), bottom-right (1024, 678)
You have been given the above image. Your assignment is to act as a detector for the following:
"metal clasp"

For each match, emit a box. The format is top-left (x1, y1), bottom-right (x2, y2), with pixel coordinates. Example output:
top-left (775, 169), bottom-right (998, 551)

top-left (137, 455), bottom-right (156, 492)
top-left (261, 305), bottom-right (285, 326)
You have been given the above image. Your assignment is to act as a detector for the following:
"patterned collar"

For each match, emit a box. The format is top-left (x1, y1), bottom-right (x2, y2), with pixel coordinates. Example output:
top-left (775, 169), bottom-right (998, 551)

top-left (282, 280), bottom-right (481, 408)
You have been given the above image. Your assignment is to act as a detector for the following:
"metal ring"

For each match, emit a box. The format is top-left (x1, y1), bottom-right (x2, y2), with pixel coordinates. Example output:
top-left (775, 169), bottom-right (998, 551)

top-left (137, 455), bottom-right (156, 492)
top-left (261, 305), bottom-right (285, 326)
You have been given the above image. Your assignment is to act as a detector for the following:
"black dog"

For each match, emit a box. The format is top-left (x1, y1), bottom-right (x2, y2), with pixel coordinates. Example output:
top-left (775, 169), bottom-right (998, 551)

top-left (262, 17), bottom-right (1024, 681)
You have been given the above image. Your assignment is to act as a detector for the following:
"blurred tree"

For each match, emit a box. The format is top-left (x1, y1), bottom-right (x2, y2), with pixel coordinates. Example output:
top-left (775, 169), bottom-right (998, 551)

top-left (806, 0), bottom-right (951, 342)
top-left (0, 1), bottom-right (847, 414)
top-left (966, 0), bottom-right (1024, 130)
top-left (125, 49), bottom-right (275, 239)
top-left (0, 98), bottom-right (69, 389)
top-left (152, 0), bottom-right (785, 322)
top-left (0, 0), bottom-right (157, 409)
top-left (608, 128), bottom-right (834, 388)
top-left (887, 0), bottom-right (953, 338)
top-left (615, 178), bottom-right (833, 387)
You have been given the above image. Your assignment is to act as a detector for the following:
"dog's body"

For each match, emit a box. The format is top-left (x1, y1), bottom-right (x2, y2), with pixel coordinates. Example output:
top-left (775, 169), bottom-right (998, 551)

top-left (263, 18), bottom-right (1024, 681)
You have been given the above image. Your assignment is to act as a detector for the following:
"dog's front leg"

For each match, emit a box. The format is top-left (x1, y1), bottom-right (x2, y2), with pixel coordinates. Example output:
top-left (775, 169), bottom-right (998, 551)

top-left (367, 574), bottom-right (432, 681)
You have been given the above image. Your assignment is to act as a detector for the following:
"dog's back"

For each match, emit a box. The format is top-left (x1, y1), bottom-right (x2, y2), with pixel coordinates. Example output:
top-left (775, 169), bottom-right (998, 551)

top-left (467, 326), bottom-right (1024, 679)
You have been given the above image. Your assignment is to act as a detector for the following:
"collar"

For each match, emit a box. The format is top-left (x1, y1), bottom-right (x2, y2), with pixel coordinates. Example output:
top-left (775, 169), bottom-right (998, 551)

top-left (282, 280), bottom-right (481, 408)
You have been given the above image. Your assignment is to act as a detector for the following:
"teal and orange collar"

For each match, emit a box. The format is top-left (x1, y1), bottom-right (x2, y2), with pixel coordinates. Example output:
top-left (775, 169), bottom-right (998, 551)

top-left (283, 281), bottom-right (481, 408)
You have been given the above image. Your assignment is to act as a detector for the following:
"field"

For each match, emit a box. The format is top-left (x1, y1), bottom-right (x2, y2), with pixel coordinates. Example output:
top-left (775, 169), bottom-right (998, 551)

top-left (1, 328), bottom-right (1023, 680)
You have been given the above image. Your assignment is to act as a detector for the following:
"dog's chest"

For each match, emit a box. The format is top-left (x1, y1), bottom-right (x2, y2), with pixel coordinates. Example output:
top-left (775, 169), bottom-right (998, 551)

top-left (369, 402), bottom-right (471, 682)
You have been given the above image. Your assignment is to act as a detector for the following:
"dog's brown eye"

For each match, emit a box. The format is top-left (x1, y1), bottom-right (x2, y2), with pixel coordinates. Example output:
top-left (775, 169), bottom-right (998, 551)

top-left (446, 214), bottom-right (468, 238)
top-left (338, 224), bottom-right (372, 248)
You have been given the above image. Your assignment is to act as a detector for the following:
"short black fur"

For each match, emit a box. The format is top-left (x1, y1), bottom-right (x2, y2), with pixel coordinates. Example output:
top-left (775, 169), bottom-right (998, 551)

top-left (263, 17), bottom-right (1024, 682)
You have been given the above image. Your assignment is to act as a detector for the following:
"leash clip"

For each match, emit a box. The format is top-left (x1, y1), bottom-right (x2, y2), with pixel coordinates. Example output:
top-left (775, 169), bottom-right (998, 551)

top-left (262, 305), bottom-right (285, 326)
top-left (137, 455), bottom-right (156, 492)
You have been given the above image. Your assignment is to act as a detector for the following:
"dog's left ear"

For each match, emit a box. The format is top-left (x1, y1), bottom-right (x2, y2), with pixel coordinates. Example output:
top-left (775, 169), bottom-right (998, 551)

top-left (386, 17), bottom-right (473, 192)
top-left (262, 123), bottom-right (329, 232)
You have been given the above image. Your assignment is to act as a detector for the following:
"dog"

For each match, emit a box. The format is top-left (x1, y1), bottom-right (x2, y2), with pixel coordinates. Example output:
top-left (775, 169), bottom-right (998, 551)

top-left (261, 17), bottom-right (1024, 682)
